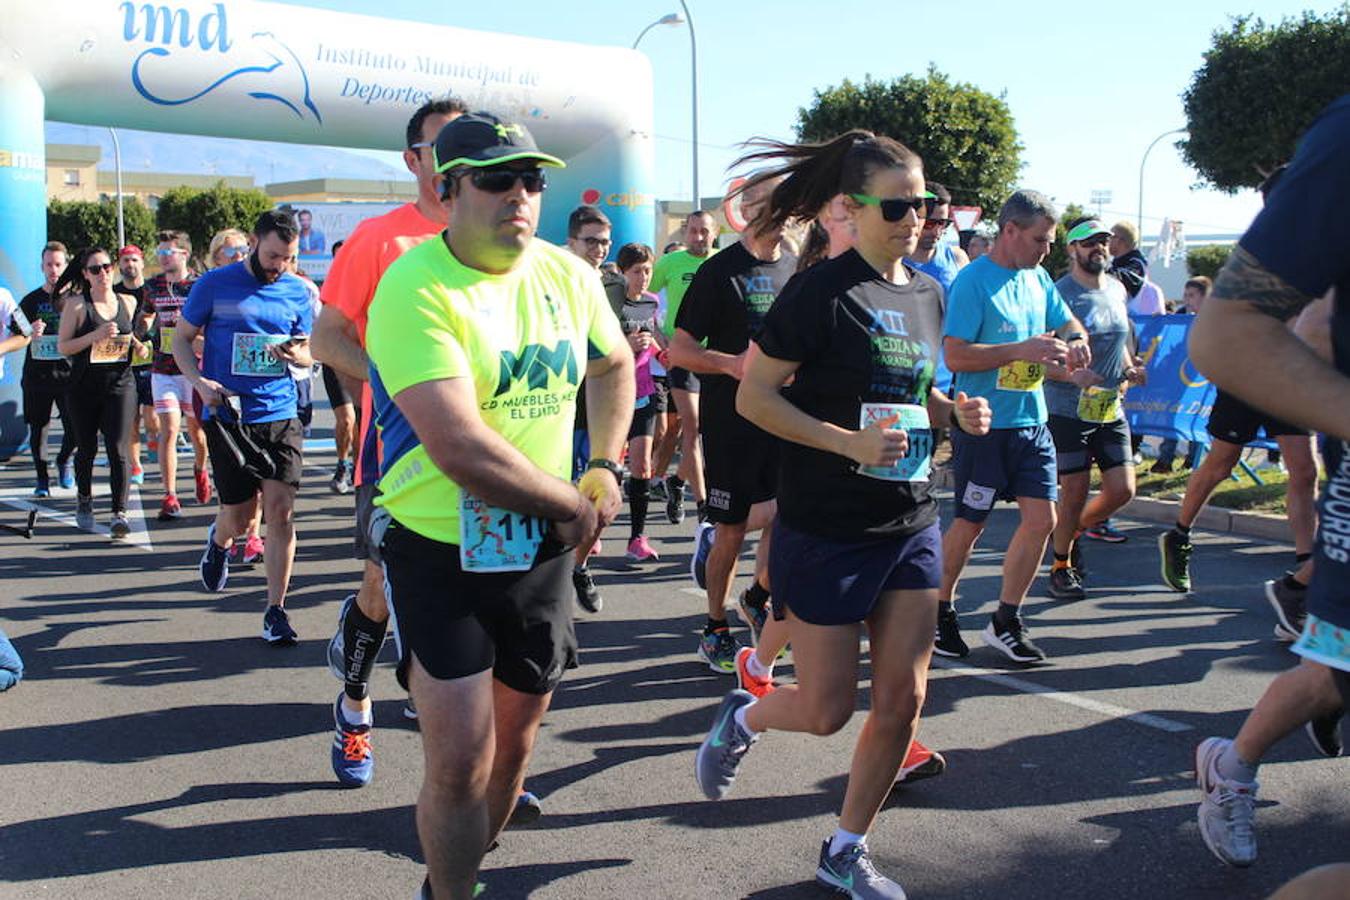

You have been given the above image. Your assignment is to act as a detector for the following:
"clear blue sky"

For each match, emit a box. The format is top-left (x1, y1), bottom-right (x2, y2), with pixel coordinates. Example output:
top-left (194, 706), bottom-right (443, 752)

top-left (277, 0), bottom-right (1326, 238)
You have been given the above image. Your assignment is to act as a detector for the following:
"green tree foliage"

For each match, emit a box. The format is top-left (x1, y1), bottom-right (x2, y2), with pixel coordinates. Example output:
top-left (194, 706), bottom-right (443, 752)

top-left (47, 197), bottom-right (157, 254)
top-left (155, 181), bottom-right (274, 265)
top-left (796, 66), bottom-right (1023, 216)
top-left (1182, 8), bottom-right (1350, 192)
top-left (1187, 244), bottom-right (1233, 280)
top-left (1043, 203), bottom-right (1087, 280)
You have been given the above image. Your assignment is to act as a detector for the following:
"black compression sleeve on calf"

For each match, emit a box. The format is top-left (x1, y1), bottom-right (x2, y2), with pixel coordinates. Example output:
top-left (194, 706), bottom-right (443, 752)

top-left (342, 601), bottom-right (388, 702)
top-left (628, 477), bottom-right (650, 540)
top-left (744, 580), bottom-right (770, 610)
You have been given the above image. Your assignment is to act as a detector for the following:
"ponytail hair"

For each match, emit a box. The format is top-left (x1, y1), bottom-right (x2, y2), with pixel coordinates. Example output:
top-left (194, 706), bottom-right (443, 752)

top-left (732, 130), bottom-right (922, 236)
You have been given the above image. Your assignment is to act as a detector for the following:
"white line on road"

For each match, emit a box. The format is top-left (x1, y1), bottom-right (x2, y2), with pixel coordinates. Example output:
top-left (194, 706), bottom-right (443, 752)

top-left (679, 587), bottom-right (1191, 734)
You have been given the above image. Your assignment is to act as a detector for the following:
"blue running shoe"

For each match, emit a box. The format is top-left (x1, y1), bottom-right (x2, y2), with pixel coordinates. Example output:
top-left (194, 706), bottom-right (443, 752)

top-left (690, 522), bottom-right (715, 590)
top-left (328, 592), bottom-right (356, 681)
top-left (0, 627), bottom-right (23, 692)
top-left (262, 605), bottom-right (298, 645)
top-left (331, 693), bottom-right (373, 787)
top-left (698, 627), bottom-right (741, 674)
top-left (508, 790), bottom-right (543, 827)
top-left (59, 461), bottom-right (75, 490)
top-left (199, 523), bottom-right (230, 592)
top-left (695, 689), bottom-right (758, 799)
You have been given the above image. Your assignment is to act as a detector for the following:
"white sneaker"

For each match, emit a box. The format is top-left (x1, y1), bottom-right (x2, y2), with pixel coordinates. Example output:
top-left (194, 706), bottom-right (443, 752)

top-left (1195, 737), bottom-right (1258, 867)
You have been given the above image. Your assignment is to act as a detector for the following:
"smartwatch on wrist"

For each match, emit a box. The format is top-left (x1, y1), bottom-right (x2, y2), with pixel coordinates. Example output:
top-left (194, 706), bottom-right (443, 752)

top-left (585, 458), bottom-right (623, 485)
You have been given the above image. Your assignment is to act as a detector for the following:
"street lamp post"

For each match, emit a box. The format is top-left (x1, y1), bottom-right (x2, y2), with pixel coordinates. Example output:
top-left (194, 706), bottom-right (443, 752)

top-left (632, 7), bottom-right (699, 209)
top-left (1137, 127), bottom-right (1186, 237)
top-left (109, 127), bottom-right (125, 249)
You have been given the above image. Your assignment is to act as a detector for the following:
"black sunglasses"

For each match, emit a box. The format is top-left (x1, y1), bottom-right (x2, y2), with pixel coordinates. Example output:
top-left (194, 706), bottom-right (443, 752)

top-left (85, 262), bottom-right (114, 275)
top-left (849, 193), bottom-right (938, 222)
top-left (456, 167), bottom-right (549, 194)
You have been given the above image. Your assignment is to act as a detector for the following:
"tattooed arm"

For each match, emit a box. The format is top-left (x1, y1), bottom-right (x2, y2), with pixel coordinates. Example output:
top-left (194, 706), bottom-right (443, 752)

top-left (1190, 247), bottom-right (1350, 442)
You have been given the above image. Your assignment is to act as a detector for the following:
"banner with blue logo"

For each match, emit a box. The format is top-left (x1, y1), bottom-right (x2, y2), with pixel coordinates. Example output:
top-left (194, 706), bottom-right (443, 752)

top-left (1123, 314), bottom-right (1215, 444)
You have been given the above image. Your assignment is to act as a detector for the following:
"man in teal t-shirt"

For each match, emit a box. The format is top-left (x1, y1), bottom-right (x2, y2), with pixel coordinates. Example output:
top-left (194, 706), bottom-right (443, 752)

top-left (936, 190), bottom-right (1090, 665)
top-left (649, 209), bottom-right (719, 523)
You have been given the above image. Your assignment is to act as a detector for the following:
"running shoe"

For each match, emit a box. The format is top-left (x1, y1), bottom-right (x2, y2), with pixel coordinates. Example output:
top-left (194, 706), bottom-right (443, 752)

top-left (982, 615), bottom-right (1046, 663)
top-left (403, 697), bottom-right (418, 721)
top-left (894, 740), bottom-right (946, 786)
top-left (157, 494), bottom-right (182, 521)
top-left (665, 475), bottom-right (685, 524)
top-left (110, 512), bottom-right (131, 541)
top-left (573, 567), bottom-right (602, 614)
top-left (1306, 713), bottom-right (1344, 758)
top-left (1158, 528), bottom-right (1192, 592)
top-left (933, 606), bottom-right (968, 659)
top-left (328, 592), bottom-right (357, 680)
top-left (0, 628), bottom-right (22, 692)
top-left (194, 467), bottom-right (211, 505)
top-left (508, 790), bottom-right (543, 827)
top-left (33, 479), bottom-right (50, 498)
top-left (199, 524), bottom-right (230, 592)
top-left (241, 533), bottom-right (265, 566)
top-left (129, 465), bottom-right (145, 486)
top-left (331, 693), bottom-right (374, 788)
top-left (815, 839), bottom-right (908, 899)
top-left (690, 521), bottom-right (715, 590)
top-left (147, 447), bottom-right (158, 463)
top-left (330, 460), bottom-right (354, 495)
top-left (1083, 520), bottom-right (1128, 543)
top-left (1150, 459), bottom-right (1176, 475)
top-left (647, 478), bottom-right (668, 502)
top-left (698, 627), bottom-right (740, 674)
top-left (626, 535), bottom-right (660, 562)
top-left (1048, 566), bottom-right (1086, 601)
top-left (734, 646), bottom-right (775, 698)
top-left (1195, 737), bottom-right (1258, 867)
top-left (737, 590), bottom-right (768, 648)
top-left (75, 496), bottom-right (95, 531)
top-left (1264, 577), bottom-right (1306, 643)
top-left (695, 689), bottom-right (758, 799)
top-left (59, 461), bottom-right (75, 490)
top-left (262, 605), bottom-right (298, 645)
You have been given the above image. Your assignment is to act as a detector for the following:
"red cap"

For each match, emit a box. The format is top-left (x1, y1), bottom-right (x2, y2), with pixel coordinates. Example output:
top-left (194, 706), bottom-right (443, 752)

top-left (118, 245), bottom-right (143, 259)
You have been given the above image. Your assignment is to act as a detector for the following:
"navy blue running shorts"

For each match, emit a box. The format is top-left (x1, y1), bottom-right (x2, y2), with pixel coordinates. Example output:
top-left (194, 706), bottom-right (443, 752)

top-left (769, 519), bottom-right (941, 626)
top-left (951, 425), bottom-right (1057, 523)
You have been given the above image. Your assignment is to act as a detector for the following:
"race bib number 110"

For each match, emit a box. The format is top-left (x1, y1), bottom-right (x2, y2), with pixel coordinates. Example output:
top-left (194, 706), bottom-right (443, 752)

top-left (459, 494), bottom-right (547, 572)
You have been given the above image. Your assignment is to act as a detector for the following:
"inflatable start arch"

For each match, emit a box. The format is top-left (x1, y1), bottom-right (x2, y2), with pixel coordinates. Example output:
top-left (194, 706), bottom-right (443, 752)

top-left (0, 0), bottom-right (655, 454)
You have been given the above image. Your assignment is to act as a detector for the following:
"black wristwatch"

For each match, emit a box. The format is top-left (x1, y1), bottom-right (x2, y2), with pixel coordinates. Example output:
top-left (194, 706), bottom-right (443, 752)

top-left (585, 458), bottom-right (623, 485)
top-left (1066, 332), bottom-right (1086, 343)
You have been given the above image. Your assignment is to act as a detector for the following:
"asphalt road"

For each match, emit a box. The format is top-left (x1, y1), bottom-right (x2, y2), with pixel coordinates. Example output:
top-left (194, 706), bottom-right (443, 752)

top-left (1, 410), bottom-right (1347, 900)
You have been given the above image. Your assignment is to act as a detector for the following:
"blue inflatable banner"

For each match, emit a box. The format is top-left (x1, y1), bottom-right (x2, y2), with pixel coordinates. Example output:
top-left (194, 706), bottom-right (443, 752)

top-left (1124, 314), bottom-right (1216, 444)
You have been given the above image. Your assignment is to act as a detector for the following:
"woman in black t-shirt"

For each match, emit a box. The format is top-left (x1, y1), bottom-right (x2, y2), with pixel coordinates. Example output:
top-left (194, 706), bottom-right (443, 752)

top-left (693, 130), bottom-right (991, 896)
top-left (55, 248), bottom-right (150, 539)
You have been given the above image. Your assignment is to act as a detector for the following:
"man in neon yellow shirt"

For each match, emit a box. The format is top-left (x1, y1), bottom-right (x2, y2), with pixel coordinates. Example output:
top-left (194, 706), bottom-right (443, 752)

top-left (650, 210), bottom-right (718, 523)
top-left (365, 113), bottom-right (633, 900)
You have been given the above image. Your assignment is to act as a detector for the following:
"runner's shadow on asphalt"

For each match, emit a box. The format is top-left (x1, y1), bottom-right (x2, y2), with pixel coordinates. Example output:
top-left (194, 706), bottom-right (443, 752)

top-left (480, 858), bottom-right (633, 896)
top-left (0, 782), bottom-right (423, 882)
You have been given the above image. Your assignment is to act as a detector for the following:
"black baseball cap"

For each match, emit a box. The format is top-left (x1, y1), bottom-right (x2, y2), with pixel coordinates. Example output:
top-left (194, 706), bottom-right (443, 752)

top-left (433, 112), bottom-right (565, 174)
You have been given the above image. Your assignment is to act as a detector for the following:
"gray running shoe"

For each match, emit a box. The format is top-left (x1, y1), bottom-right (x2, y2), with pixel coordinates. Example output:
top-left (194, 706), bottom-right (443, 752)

top-left (75, 495), bottom-right (95, 531)
top-left (1195, 737), bottom-right (1258, 867)
top-left (1048, 566), bottom-right (1086, 601)
top-left (1264, 578), bottom-right (1306, 642)
top-left (815, 839), bottom-right (907, 899)
top-left (110, 512), bottom-right (131, 541)
top-left (695, 689), bottom-right (758, 799)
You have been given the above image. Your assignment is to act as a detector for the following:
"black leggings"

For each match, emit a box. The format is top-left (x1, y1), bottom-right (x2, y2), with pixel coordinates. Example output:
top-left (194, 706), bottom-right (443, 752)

top-left (22, 384), bottom-right (76, 472)
top-left (68, 377), bottom-right (136, 513)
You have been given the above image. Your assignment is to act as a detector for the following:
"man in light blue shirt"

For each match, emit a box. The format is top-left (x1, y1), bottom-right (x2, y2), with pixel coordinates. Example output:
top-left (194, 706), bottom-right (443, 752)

top-left (936, 190), bottom-right (1090, 664)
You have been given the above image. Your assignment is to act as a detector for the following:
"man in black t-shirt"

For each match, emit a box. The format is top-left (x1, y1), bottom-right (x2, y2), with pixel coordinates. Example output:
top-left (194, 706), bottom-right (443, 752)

top-left (9, 241), bottom-right (76, 496)
top-left (671, 178), bottom-right (796, 673)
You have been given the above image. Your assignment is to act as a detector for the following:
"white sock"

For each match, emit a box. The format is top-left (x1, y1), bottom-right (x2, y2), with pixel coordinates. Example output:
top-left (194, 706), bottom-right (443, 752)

top-left (339, 698), bottom-right (373, 727)
top-left (829, 827), bottom-right (867, 856)
top-left (733, 701), bottom-right (759, 735)
top-left (746, 651), bottom-right (773, 680)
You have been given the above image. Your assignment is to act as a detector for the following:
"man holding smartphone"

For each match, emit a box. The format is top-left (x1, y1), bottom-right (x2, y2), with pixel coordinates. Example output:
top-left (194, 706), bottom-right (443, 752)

top-left (172, 209), bottom-right (315, 644)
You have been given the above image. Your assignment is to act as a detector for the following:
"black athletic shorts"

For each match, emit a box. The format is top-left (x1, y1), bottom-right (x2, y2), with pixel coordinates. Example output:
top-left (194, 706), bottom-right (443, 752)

top-left (629, 397), bottom-right (659, 440)
top-left (134, 368), bottom-right (153, 408)
top-left (353, 482), bottom-right (380, 562)
top-left (649, 375), bottom-right (669, 414)
top-left (204, 416), bottom-right (304, 505)
top-left (1048, 415), bottom-right (1133, 475)
top-left (701, 400), bottom-right (777, 525)
top-left (321, 363), bottom-right (354, 408)
top-left (380, 518), bottom-right (578, 695)
top-left (21, 382), bottom-right (70, 426)
top-left (1207, 389), bottom-right (1307, 445)
top-left (669, 366), bottom-right (700, 393)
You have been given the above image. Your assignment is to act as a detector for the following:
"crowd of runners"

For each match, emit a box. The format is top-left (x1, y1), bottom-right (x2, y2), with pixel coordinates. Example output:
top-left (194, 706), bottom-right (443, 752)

top-left (0, 92), bottom-right (1347, 899)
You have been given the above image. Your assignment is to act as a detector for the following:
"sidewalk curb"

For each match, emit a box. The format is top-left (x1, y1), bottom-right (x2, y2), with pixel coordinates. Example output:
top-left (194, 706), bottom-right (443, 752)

top-left (933, 468), bottom-right (1291, 543)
